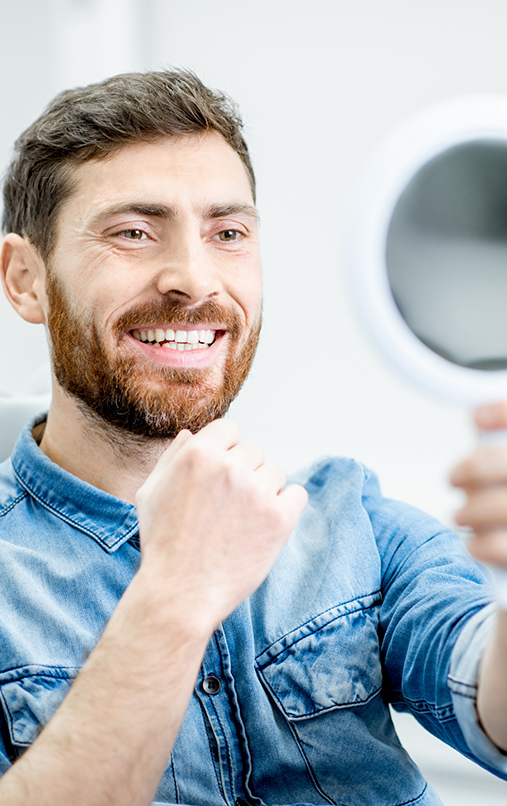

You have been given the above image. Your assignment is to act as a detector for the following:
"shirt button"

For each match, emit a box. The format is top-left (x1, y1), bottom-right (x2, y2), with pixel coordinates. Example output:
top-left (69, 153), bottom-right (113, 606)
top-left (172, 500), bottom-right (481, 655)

top-left (202, 675), bottom-right (221, 695)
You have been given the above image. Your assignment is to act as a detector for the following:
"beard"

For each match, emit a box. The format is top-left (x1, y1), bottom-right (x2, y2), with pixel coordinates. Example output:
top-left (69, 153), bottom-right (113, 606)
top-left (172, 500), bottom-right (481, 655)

top-left (46, 272), bottom-right (261, 440)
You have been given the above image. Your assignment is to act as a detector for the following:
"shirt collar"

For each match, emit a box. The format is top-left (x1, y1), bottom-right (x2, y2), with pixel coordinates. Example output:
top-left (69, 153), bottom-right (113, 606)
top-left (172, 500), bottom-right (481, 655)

top-left (11, 414), bottom-right (139, 553)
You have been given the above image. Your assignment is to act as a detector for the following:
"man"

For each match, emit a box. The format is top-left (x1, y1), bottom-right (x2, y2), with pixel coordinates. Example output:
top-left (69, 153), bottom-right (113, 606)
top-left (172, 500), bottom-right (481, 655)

top-left (0, 70), bottom-right (506, 806)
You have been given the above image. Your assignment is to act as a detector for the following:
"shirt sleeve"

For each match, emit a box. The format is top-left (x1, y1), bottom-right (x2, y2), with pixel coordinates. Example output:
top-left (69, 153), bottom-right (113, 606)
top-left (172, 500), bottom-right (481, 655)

top-left (361, 468), bottom-right (507, 780)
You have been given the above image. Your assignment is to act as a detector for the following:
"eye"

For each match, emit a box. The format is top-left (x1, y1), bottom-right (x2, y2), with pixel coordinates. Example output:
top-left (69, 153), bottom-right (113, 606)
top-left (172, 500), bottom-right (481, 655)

top-left (119, 229), bottom-right (146, 240)
top-left (216, 229), bottom-right (241, 242)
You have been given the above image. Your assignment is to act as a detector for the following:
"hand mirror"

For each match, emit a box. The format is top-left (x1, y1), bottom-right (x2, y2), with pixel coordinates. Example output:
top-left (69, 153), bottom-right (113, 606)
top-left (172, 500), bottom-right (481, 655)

top-left (347, 97), bottom-right (507, 602)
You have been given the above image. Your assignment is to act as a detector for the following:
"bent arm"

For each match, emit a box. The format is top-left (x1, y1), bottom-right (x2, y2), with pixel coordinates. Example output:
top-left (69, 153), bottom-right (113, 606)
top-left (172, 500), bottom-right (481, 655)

top-left (0, 569), bottom-right (210, 806)
top-left (0, 421), bottom-right (307, 805)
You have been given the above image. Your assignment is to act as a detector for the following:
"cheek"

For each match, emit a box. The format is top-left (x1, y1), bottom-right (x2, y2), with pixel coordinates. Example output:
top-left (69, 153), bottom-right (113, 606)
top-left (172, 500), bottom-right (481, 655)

top-left (245, 278), bottom-right (263, 326)
top-left (230, 264), bottom-right (262, 324)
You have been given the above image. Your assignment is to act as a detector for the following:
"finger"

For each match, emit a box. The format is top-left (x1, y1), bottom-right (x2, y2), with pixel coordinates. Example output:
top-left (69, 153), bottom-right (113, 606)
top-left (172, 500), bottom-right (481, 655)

top-left (229, 441), bottom-right (264, 472)
top-left (455, 486), bottom-right (507, 529)
top-left (451, 448), bottom-right (507, 487)
top-left (255, 462), bottom-right (287, 495)
top-left (150, 429), bottom-right (194, 475)
top-left (467, 528), bottom-right (507, 566)
top-left (278, 483), bottom-right (309, 526)
top-left (190, 418), bottom-right (241, 451)
top-left (475, 400), bottom-right (507, 432)
top-left (168, 428), bottom-right (194, 455)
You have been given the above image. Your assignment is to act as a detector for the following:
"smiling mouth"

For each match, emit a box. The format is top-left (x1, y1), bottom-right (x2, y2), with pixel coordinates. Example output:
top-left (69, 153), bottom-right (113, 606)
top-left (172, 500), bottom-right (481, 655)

top-left (131, 327), bottom-right (218, 351)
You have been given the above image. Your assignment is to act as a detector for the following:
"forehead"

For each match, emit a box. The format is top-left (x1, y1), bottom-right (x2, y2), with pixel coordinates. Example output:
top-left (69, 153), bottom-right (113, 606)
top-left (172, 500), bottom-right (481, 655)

top-left (60, 133), bottom-right (254, 223)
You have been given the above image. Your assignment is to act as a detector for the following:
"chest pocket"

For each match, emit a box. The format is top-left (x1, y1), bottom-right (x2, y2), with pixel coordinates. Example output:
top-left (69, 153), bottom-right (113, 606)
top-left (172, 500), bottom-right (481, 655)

top-left (256, 593), bottom-right (383, 718)
top-left (0, 665), bottom-right (78, 755)
top-left (255, 594), bottom-right (425, 806)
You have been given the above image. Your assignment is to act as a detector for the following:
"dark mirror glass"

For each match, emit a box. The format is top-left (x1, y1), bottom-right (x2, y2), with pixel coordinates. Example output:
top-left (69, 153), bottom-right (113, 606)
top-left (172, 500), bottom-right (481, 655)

top-left (386, 140), bottom-right (507, 370)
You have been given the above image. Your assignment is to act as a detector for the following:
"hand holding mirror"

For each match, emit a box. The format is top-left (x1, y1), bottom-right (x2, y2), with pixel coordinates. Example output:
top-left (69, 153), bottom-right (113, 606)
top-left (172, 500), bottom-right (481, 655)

top-left (347, 97), bottom-right (507, 604)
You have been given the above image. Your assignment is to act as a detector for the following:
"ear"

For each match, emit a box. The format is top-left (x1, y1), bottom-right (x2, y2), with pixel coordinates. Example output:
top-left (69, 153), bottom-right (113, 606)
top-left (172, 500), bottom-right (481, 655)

top-left (1, 234), bottom-right (47, 324)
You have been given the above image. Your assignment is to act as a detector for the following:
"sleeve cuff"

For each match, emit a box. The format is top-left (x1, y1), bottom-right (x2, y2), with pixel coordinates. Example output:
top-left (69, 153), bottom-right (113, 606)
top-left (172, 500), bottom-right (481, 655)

top-left (448, 601), bottom-right (507, 774)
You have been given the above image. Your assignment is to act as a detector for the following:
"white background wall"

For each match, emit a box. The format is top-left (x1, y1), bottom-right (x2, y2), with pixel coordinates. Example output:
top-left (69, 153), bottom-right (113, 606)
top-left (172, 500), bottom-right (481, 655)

top-left (5, 0), bottom-right (507, 526)
top-left (2, 1), bottom-right (507, 801)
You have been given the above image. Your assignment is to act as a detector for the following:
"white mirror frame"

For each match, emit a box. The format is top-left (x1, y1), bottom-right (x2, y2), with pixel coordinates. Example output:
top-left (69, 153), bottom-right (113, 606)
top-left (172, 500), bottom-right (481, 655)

top-left (347, 96), bottom-right (507, 405)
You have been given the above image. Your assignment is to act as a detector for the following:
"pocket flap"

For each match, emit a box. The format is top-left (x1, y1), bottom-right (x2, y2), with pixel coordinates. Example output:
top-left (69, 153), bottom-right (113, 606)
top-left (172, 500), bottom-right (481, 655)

top-left (256, 596), bottom-right (382, 719)
top-left (0, 665), bottom-right (78, 746)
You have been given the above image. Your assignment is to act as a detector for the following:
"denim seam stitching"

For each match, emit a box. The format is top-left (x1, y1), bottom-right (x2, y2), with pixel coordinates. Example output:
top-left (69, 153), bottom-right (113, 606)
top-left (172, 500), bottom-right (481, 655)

top-left (0, 491), bottom-right (28, 518)
top-left (214, 627), bottom-right (256, 803)
top-left (392, 694), bottom-right (455, 721)
top-left (256, 591), bottom-right (381, 665)
top-left (213, 633), bottom-right (237, 801)
top-left (266, 682), bottom-right (383, 720)
top-left (393, 783), bottom-right (428, 806)
top-left (381, 530), bottom-right (468, 591)
top-left (0, 666), bottom-right (80, 683)
top-left (447, 674), bottom-right (476, 690)
top-left (283, 718), bottom-right (336, 805)
top-left (13, 467), bottom-right (136, 549)
top-left (209, 696), bottom-right (237, 804)
top-left (200, 698), bottom-right (225, 799)
top-left (169, 754), bottom-right (179, 804)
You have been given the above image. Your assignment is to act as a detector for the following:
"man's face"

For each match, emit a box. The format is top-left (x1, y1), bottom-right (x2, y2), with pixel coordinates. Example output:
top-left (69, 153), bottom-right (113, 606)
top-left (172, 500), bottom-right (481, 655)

top-left (44, 133), bottom-right (262, 438)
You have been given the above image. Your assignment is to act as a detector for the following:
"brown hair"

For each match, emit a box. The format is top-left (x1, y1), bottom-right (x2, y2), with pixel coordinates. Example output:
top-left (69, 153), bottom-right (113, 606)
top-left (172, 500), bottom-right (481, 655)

top-left (2, 69), bottom-right (255, 261)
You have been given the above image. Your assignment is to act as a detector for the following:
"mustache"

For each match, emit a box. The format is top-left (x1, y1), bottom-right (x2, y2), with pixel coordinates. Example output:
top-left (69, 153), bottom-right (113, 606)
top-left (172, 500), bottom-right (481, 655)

top-left (114, 298), bottom-right (243, 339)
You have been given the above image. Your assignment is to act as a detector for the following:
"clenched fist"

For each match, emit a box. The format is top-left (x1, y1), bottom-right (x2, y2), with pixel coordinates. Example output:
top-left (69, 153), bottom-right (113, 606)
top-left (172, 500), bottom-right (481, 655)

top-left (135, 419), bottom-right (308, 634)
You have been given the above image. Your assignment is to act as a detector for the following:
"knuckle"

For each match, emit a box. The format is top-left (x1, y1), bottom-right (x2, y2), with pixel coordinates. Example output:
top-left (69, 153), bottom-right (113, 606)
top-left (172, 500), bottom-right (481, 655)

top-left (265, 462), bottom-right (286, 488)
top-left (298, 486), bottom-right (309, 509)
top-left (182, 442), bottom-right (216, 475)
top-left (244, 442), bottom-right (264, 464)
top-left (222, 459), bottom-right (241, 489)
top-left (269, 503), bottom-right (290, 533)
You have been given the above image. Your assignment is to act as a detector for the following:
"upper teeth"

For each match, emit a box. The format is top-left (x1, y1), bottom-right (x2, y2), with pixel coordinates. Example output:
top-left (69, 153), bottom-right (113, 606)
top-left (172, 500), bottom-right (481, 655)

top-left (132, 328), bottom-right (216, 350)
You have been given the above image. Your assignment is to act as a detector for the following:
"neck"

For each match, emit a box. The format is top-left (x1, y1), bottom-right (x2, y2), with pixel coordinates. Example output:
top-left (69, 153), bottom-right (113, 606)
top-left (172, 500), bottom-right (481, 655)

top-left (39, 382), bottom-right (170, 504)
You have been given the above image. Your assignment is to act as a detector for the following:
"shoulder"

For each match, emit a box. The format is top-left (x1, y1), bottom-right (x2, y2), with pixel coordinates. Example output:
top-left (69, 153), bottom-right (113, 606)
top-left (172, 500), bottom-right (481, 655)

top-left (290, 455), bottom-right (385, 525)
top-left (291, 454), bottom-right (466, 567)
top-left (290, 455), bottom-right (378, 496)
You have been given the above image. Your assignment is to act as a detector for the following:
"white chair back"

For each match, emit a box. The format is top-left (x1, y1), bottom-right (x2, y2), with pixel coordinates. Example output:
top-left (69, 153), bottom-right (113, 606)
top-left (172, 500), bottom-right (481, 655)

top-left (0, 364), bottom-right (51, 462)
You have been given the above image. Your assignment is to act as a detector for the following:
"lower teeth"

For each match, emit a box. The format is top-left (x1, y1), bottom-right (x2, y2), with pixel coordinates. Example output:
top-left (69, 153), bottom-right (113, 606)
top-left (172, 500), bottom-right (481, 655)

top-left (159, 341), bottom-right (209, 350)
top-left (137, 337), bottom-right (215, 349)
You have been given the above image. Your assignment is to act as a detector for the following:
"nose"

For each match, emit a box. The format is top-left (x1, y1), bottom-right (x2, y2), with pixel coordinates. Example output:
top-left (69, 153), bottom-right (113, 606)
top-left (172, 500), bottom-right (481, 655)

top-left (155, 226), bottom-right (223, 305)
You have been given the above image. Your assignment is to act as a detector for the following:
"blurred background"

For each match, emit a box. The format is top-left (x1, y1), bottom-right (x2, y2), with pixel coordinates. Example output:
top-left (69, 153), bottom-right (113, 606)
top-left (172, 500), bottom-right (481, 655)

top-left (1, 1), bottom-right (507, 802)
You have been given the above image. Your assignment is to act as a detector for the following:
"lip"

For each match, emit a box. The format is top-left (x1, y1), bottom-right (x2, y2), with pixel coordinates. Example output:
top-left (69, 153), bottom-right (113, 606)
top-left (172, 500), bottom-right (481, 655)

top-left (125, 327), bottom-right (227, 368)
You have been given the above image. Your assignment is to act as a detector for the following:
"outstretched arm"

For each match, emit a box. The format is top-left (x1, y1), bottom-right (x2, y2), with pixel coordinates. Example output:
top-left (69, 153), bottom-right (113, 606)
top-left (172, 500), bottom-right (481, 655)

top-left (451, 401), bottom-right (507, 753)
top-left (0, 420), bottom-right (308, 805)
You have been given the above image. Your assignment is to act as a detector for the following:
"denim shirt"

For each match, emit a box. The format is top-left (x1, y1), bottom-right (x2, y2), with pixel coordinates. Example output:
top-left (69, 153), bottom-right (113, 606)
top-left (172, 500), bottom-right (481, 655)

top-left (1, 416), bottom-right (506, 806)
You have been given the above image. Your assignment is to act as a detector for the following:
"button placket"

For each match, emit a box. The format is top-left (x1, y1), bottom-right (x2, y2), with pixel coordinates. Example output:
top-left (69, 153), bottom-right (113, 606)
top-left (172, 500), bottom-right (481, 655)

top-left (196, 637), bottom-right (238, 805)
top-left (202, 675), bottom-right (221, 695)
top-left (196, 627), bottom-right (261, 806)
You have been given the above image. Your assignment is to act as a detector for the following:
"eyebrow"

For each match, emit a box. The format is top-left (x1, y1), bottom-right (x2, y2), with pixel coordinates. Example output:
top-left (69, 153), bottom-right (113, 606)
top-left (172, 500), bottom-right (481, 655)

top-left (205, 203), bottom-right (260, 223)
top-left (89, 201), bottom-right (259, 227)
top-left (88, 203), bottom-right (174, 227)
